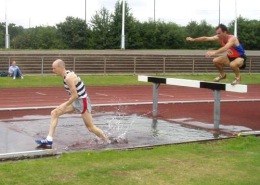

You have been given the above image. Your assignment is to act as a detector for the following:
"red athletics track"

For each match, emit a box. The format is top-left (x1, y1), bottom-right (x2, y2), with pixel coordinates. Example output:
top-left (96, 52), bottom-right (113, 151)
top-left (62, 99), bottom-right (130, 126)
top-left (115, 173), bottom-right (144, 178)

top-left (0, 85), bottom-right (260, 130)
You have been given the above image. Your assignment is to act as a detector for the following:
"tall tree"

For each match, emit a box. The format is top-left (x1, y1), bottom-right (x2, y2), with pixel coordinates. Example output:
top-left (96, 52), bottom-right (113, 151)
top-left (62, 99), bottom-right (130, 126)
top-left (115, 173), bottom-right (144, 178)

top-left (0, 23), bottom-right (4, 48)
top-left (89, 7), bottom-right (113, 49)
top-left (0, 22), bottom-right (24, 48)
top-left (56, 16), bottom-right (88, 49)
top-left (137, 20), bottom-right (158, 49)
top-left (155, 21), bottom-right (186, 49)
top-left (11, 26), bottom-right (62, 49)
top-left (229, 16), bottom-right (260, 50)
top-left (185, 20), bottom-right (217, 49)
top-left (11, 29), bottom-right (32, 49)
top-left (31, 26), bottom-right (62, 49)
top-left (110, 0), bottom-right (139, 49)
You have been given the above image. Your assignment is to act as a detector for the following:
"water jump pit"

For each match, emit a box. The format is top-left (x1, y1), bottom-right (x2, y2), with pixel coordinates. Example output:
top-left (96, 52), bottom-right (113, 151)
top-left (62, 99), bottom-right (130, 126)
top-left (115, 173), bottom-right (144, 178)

top-left (1, 107), bottom-right (249, 158)
top-left (1, 82), bottom-right (260, 160)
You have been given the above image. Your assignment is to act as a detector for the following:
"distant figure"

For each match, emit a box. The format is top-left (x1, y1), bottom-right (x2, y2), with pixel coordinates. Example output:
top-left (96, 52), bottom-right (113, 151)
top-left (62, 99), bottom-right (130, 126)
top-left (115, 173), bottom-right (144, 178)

top-left (8, 61), bottom-right (24, 79)
top-left (186, 24), bottom-right (246, 85)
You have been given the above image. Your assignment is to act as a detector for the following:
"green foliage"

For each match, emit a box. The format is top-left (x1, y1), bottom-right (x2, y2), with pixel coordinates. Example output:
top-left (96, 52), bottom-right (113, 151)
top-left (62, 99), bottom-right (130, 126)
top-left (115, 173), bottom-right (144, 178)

top-left (137, 20), bottom-right (157, 49)
top-left (89, 7), bottom-right (113, 49)
top-left (185, 20), bottom-right (219, 49)
top-left (0, 29), bottom-right (4, 48)
top-left (0, 1), bottom-right (260, 50)
top-left (56, 16), bottom-right (89, 49)
top-left (0, 23), bottom-right (25, 48)
top-left (12, 26), bottom-right (62, 49)
top-left (110, 0), bottom-right (138, 49)
top-left (156, 22), bottom-right (186, 49)
top-left (229, 16), bottom-right (260, 50)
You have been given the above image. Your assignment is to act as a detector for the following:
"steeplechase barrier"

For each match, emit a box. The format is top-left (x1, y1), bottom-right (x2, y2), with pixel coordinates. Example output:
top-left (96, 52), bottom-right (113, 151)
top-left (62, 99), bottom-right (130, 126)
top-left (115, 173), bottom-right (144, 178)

top-left (138, 75), bottom-right (247, 129)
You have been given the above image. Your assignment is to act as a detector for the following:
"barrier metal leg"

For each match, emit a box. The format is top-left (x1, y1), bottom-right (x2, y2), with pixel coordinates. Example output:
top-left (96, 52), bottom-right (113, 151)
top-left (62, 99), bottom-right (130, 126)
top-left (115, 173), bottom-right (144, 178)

top-left (213, 90), bottom-right (221, 129)
top-left (153, 83), bottom-right (160, 117)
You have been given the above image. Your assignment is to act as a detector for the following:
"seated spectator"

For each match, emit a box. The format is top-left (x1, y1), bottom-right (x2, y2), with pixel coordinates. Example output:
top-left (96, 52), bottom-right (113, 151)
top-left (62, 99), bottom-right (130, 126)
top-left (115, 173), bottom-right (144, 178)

top-left (8, 61), bottom-right (24, 79)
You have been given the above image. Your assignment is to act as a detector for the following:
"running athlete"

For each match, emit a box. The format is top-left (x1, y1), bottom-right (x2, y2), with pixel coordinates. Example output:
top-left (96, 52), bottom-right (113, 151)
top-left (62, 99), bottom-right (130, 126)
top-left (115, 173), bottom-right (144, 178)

top-left (186, 24), bottom-right (246, 85)
top-left (35, 59), bottom-right (110, 147)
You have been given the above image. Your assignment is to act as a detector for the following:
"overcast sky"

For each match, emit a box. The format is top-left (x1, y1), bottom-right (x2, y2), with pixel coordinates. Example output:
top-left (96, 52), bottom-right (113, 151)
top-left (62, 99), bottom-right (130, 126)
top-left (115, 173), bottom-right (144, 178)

top-left (0, 0), bottom-right (259, 28)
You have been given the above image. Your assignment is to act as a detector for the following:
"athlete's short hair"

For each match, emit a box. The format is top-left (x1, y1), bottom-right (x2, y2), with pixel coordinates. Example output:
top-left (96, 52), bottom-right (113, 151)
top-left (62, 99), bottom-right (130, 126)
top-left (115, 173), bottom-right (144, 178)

top-left (216, 24), bottom-right (228, 32)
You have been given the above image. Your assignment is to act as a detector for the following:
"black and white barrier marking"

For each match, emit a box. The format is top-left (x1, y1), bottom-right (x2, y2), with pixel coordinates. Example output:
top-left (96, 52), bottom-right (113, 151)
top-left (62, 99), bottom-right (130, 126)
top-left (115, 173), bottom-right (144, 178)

top-left (138, 75), bottom-right (247, 129)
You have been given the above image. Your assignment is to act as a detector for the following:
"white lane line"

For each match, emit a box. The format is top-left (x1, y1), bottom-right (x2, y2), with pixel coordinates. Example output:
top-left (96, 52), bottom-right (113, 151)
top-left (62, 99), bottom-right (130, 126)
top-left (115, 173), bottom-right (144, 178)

top-left (96, 93), bottom-right (108, 96)
top-left (159, 93), bottom-right (175, 98)
top-left (225, 94), bottom-right (245, 99)
top-left (1, 99), bottom-right (260, 111)
top-left (36, 92), bottom-right (47, 96)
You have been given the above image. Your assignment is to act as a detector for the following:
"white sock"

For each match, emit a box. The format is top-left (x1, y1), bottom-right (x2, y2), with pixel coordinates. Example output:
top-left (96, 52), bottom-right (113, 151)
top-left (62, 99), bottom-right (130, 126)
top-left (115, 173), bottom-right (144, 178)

top-left (46, 135), bottom-right (53, 141)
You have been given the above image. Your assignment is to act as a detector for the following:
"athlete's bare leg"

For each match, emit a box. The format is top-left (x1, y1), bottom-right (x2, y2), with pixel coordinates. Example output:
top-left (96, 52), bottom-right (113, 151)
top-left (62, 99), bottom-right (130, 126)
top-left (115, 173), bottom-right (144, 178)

top-left (212, 55), bottom-right (230, 77)
top-left (48, 102), bottom-right (75, 138)
top-left (81, 111), bottom-right (109, 142)
top-left (229, 58), bottom-right (244, 78)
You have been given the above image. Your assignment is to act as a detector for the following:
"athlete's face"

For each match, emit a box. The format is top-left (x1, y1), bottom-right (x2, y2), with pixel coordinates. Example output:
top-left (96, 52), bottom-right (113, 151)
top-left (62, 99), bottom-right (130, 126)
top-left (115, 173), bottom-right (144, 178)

top-left (52, 62), bottom-right (62, 75)
top-left (216, 28), bottom-right (227, 40)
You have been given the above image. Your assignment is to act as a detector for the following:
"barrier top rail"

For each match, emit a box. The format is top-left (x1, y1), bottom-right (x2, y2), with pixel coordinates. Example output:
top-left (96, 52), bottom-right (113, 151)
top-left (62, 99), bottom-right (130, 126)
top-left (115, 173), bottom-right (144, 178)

top-left (138, 75), bottom-right (247, 93)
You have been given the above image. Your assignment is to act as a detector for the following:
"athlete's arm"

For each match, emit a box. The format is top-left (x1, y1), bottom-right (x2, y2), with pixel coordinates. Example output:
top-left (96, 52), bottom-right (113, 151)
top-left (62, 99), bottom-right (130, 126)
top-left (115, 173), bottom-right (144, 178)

top-left (186, 35), bottom-right (218, 42)
top-left (206, 36), bottom-right (236, 57)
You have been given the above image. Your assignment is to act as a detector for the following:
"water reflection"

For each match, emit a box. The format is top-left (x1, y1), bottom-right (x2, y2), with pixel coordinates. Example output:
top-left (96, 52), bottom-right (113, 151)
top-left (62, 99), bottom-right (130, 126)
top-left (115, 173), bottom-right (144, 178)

top-left (151, 118), bottom-right (159, 137)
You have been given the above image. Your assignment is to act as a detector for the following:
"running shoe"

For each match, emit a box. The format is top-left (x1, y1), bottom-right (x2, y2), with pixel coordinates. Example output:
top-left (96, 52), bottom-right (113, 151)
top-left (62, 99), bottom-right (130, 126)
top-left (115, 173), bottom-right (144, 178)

top-left (35, 138), bottom-right (53, 146)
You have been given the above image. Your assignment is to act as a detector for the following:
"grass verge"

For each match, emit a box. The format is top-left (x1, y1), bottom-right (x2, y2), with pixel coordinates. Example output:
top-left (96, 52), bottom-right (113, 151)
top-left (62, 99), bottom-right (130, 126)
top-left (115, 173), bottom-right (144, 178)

top-left (0, 137), bottom-right (260, 185)
top-left (0, 73), bottom-right (260, 88)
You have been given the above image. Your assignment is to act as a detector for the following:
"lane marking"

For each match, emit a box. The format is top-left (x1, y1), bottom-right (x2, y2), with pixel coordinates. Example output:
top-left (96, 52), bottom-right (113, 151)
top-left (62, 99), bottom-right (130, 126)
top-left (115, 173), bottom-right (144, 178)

top-left (225, 94), bottom-right (245, 99)
top-left (36, 92), bottom-right (47, 96)
top-left (159, 93), bottom-right (175, 98)
top-left (96, 93), bottom-right (108, 97)
top-left (1, 99), bottom-right (260, 111)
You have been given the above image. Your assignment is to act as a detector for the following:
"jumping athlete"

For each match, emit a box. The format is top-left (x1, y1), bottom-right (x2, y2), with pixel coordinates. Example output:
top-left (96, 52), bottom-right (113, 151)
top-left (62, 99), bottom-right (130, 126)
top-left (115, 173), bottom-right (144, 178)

top-left (35, 59), bottom-right (110, 147)
top-left (186, 24), bottom-right (246, 85)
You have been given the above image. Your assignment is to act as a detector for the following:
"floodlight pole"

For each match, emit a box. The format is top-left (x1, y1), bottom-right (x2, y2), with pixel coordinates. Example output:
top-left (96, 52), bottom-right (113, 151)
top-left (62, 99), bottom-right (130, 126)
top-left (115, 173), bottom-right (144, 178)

top-left (5, 0), bottom-right (10, 49)
top-left (85, 0), bottom-right (87, 24)
top-left (121, 0), bottom-right (125, 50)
top-left (218, 0), bottom-right (221, 24)
top-left (234, 0), bottom-right (237, 37)
top-left (154, 0), bottom-right (156, 22)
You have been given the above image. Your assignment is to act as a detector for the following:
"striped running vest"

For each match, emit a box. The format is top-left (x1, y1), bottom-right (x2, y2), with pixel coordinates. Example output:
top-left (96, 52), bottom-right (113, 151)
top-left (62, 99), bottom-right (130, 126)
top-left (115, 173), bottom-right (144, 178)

top-left (63, 70), bottom-right (87, 99)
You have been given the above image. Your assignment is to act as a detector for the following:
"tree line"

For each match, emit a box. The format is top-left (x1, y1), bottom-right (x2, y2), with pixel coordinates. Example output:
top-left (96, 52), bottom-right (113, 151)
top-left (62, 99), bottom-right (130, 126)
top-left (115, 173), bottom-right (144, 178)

top-left (0, 1), bottom-right (259, 50)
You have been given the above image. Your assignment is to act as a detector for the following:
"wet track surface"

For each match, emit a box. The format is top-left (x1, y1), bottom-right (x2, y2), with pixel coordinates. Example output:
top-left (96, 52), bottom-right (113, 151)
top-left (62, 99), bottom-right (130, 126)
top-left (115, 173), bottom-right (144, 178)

top-left (0, 112), bottom-right (233, 154)
top-left (0, 110), bottom-right (252, 154)
top-left (0, 85), bottom-right (259, 157)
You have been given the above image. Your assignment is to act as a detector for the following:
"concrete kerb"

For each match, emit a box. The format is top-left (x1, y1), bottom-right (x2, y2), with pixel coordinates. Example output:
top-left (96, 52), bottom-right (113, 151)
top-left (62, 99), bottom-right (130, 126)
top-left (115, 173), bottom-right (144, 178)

top-left (0, 149), bottom-right (59, 162)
